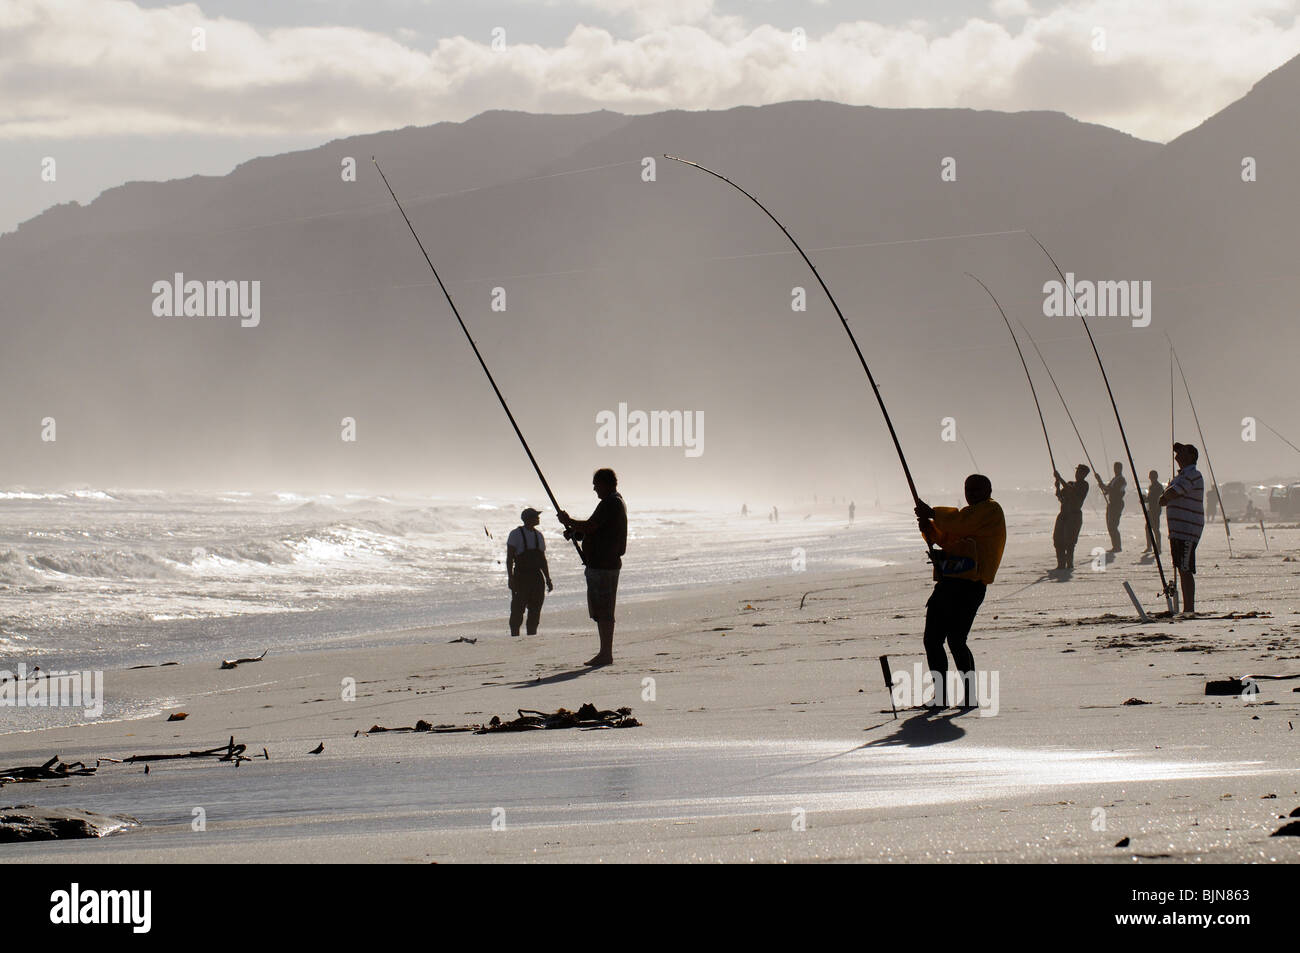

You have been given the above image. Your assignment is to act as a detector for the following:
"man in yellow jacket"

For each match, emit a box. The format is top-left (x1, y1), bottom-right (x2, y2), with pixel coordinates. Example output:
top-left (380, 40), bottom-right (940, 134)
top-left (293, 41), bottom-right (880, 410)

top-left (915, 474), bottom-right (1006, 709)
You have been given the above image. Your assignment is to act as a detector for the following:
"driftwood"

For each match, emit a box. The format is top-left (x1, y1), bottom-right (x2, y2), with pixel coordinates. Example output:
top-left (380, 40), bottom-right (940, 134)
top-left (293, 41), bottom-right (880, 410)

top-left (122, 735), bottom-right (267, 766)
top-left (0, 755), bottom-right (97, 785)
top-left (362, 704), bottom-right (641, 736)
top-left (220, 650), bottom-right (267, 670)
top-left (448, 637), bottom-right (477, 645)
top-left (479, 704), bottom-right (640, 733)
top-left (362, 719), bottom-right (475, 735)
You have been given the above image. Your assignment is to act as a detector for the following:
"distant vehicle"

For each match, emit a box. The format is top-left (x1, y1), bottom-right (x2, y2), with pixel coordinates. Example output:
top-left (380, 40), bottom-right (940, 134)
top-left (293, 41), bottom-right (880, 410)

top-left (1217, 482), bottom-right (1248, 519)
top-left (1268, 483), bottom-right (1300, 517)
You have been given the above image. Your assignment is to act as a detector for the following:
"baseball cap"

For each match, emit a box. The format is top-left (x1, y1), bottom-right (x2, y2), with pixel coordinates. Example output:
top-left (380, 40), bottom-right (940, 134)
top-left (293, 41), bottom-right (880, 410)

top-left (520, 507), bottom-right (541, 521)
top-left (1173, 442), bottom-right (1199, 462)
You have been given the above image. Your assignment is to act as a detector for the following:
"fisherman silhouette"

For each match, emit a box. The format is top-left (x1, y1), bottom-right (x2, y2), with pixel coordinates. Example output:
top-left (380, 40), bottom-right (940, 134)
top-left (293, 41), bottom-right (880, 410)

top-left (1099, 462), bottom-right (1126, 553)
top-left (557, 468), bottom-right (627, 667)
top-left (1140, 470), bottom-right (1164, 556)
top-left (741, 503), bottom-right (748, 518)
top-left (506, 508), bottom-right (553, 637)
top-left (1159, 443), bottom-right (1205, 615)
top-left (849, 500), bottom-right (856, 524)
top-left (915, 474), bottom-right (1006, 709)
top-left (1053, 464), bottom-right (1090, 571)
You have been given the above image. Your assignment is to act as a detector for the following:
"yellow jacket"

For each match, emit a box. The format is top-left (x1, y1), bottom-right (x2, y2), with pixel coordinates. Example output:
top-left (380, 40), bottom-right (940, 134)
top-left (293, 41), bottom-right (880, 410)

top-left (922, 499), bottom-right (1006, 585)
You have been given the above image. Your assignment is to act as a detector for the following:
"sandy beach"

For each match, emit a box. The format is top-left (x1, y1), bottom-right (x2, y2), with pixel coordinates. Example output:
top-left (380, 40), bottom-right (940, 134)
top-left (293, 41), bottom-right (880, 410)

top-left (3, 511), bottom-right (1298, 863)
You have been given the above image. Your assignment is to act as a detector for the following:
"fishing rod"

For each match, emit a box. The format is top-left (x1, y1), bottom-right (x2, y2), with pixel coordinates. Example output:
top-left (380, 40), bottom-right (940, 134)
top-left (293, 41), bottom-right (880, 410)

top-left (1168, 337), bottom-right (1232, 556)
top-left (1169, 347), bottom-right (1175, 480)
top-left (1028, 233), bottom-right (1172, 611)
top-left (371, 157), bottom-right (584, 564)
top-left (965, 273), bottom-right (1057, 480)
top-left (1017, 320), bottom-right (1098, 476)
top-left (663, 155), bottom-right (930, 553)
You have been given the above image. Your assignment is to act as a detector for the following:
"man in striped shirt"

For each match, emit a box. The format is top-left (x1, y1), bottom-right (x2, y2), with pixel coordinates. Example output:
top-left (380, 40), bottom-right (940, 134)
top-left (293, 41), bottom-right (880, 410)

top-left (1159, 443), bottom-right (1205, 613)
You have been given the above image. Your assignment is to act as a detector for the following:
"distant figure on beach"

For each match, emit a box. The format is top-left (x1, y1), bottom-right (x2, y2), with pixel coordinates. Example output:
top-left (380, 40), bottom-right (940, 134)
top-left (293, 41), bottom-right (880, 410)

top-left (1099, 462), bottom-right (1126, 553)
top-left (1206, 488), bottom-right (1219, 524)
top-left (506, 508), bottom-right (553, 638)
top-left (1052, 465), bottom-right (1090, 570)
top-left (558, 468), bottom-right (627, 667)
top-left (915, 474), bottom-right (1006, 708)
top-left (741, 503), bottom-right (748, 518)
top-left (1140, 470), bottom-right (1164, 557)
top-left (1159, 443), bottom-right (1205, 614)
top-left (849, 500), bottom-right (856, 524)
top-left (1245, 499), bottom-right (1259, 520)
top-left (772, 506), bottom-right (779, 523)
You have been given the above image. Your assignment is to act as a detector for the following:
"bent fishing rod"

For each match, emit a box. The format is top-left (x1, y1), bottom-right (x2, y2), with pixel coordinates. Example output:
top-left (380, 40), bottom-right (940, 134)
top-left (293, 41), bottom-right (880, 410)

top-left (1028, 233), bottom-right (1172, 610)
top-left (663, 155), bottom-right (931, 552)
top-left (1168, 337), bottom-right (1232, 556)
top-left (1017, 320), bottom-right (1099, 479)
top-left (372, 157), bottom-right (584, 564)
top-left (965, 273), bottom-right (1057, 480)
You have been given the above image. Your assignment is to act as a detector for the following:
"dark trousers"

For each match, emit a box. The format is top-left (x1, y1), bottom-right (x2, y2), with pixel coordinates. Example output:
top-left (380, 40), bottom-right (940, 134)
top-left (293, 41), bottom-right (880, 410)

top-left (1144, 513), bottom-right (1161, 554)
top-left (509, 581), bottom-right (545, 636)
top-left (1106, 504), bottom-right (1123, 551)
top-left (924, 577), bottom-right (986, 706)
top-left (1053, 511), bottom-right (1083, 569)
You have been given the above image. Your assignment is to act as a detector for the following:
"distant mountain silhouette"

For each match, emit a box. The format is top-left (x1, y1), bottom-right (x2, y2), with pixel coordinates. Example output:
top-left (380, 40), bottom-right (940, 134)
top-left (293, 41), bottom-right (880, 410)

top-left (2, 57), bottom-right (1297, 498)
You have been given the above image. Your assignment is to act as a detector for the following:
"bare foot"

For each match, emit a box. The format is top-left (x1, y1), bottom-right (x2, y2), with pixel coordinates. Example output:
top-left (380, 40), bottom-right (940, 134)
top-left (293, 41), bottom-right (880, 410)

top-left (584, 654), bottom-right (613, 667)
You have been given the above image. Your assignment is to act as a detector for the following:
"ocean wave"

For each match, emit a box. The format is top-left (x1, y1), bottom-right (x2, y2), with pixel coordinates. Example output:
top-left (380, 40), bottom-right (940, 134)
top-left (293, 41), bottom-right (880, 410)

top-left (29, 550), bottom-right (177, 579)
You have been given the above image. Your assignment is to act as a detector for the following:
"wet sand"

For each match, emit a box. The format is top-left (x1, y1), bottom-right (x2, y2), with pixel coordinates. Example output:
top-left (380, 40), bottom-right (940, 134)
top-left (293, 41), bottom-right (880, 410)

top-left (4, 513), bottom-right (1299, 862)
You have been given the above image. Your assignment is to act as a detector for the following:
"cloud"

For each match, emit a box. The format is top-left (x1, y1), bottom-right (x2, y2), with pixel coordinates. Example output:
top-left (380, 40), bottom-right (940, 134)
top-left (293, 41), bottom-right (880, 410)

top-left (559, 0), bottom-right (723, 31)
top-left (1, 0), bottom-right (1298, 143)
top-left (991, 0), bottom-right (1036, 17)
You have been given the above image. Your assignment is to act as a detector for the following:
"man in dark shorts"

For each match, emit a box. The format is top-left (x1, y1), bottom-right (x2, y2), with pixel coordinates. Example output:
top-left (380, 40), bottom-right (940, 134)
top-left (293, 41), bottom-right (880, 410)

top-left (915, 474), bottom-right (1006, 709)
top-left (1160, 443), bottom-right (1205, 614)
top-left (558, 468), bottom-right (627, 667)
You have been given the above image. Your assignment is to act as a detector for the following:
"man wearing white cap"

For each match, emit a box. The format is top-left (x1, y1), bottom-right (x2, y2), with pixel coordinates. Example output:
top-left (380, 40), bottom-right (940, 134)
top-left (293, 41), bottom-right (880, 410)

top-left (506, 507), bottom-right (553, 637)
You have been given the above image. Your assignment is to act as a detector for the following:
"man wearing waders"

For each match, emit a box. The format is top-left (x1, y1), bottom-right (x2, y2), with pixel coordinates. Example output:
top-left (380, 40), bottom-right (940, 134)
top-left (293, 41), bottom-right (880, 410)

top-left (1052, 465), bottom-right (1090, 570)
top-left (1099, 462), bottom-right (1126, 553)
top-left (506, 507), bottom-right (553, 637)
top-left (915, 474), bottom-right (1006, 709)
top-left (1140, 469), bottom-right (1164, 556)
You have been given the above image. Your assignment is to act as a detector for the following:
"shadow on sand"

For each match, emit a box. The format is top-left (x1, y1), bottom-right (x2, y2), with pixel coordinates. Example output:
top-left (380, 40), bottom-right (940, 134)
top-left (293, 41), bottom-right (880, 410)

top-left (508, 667), bottom-right (593, 689)
top-left (863, 708), bottom-right (968, 748)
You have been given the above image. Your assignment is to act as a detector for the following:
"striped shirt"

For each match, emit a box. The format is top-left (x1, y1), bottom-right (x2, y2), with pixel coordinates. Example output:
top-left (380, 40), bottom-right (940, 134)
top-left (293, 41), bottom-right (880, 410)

top-left (1164, 465), bottom-right (1205, 542)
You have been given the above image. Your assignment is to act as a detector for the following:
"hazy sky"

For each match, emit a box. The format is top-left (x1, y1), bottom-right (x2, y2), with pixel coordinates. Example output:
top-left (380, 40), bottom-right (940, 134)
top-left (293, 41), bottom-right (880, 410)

top-left (3, 0), bottom-right (1298, 234)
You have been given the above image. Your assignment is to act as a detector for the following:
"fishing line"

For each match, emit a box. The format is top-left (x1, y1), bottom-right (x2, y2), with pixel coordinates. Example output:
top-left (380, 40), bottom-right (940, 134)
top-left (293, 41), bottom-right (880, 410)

top-left (217, 158), bottom-right (643, 237)
top-left (1258, 418), bottom-right (1300, 455)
